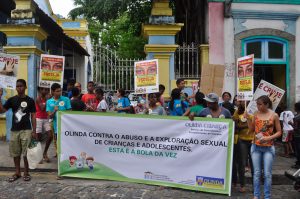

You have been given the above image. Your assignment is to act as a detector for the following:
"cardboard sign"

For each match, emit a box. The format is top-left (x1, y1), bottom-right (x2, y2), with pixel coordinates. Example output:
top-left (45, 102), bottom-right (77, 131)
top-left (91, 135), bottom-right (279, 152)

top-left (247, 80), bottom-right (285, 114)
top-left (200, 64), bottom-right (225, 96)
top-left (0, 53), bottom-right (19, 89)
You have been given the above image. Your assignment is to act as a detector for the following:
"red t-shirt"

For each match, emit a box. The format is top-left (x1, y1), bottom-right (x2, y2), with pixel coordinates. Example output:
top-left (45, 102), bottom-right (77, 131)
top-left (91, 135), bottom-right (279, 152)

top-left (35, 96), bottom-right (48, 119)
top-left (81, 93), bottom-right (99, 110)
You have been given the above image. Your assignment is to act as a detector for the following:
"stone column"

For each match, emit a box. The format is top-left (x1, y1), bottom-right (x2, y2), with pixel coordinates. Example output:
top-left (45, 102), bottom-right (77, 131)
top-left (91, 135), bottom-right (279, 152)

top-left (0, 0), bottom-right (47, 141)
top-left (143, 0), bottom-right (183, 97)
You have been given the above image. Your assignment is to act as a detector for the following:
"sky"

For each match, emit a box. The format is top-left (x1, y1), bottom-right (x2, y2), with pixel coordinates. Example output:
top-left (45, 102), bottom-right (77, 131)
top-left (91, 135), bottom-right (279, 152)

top-left (49, 0), bottom-right (76, 18)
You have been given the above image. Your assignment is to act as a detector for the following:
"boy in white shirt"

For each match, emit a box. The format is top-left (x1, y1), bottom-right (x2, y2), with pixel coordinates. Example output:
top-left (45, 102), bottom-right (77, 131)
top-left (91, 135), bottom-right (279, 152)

top-left (95, 88), bottom-right (108, 112)
top-left (280, 107), bottom-right (295, 157)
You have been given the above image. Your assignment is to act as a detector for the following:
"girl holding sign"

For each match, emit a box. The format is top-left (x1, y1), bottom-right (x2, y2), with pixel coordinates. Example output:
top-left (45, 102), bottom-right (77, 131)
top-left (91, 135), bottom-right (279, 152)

top-left (244, 95), bottom-right (282, 199)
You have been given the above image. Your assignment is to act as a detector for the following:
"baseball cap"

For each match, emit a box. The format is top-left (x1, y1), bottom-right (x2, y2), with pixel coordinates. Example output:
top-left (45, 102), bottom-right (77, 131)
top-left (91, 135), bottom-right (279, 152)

top-left (204, 93), bottom-right (219, 103)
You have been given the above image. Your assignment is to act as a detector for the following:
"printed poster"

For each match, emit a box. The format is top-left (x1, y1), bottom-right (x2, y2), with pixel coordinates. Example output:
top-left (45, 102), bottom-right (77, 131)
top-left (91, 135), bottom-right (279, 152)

top-left (39, 54), bottom-right (65, 88)
top-left (58, 112), bottom-right (234, 196)
top-left (247, 80), bottom-right (285, 115)
top-left (0, 53), bottom-right (20, 89)
top-left (134, 59), bottom-right (159, 94)
top-left (237, 54), bottom-right (254, 101)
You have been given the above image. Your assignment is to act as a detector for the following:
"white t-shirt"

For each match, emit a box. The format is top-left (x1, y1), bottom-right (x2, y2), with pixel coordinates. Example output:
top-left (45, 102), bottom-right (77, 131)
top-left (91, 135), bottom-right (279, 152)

top-left (96, 99), bottom-right (108, 112)
top-left (279, 111), bottom-right (294, 131)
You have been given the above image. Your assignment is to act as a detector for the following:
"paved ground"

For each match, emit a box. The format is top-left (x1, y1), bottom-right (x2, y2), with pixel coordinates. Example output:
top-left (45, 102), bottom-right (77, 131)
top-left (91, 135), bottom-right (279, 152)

top-left (0, 141), bottom-right (299, 198)
top-left (0, 171), bottom-right (298, 199)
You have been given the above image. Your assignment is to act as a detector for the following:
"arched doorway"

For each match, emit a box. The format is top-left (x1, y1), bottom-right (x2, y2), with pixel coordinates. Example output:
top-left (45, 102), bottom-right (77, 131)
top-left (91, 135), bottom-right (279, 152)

top-left (242, 36), bottom-right (289, 104)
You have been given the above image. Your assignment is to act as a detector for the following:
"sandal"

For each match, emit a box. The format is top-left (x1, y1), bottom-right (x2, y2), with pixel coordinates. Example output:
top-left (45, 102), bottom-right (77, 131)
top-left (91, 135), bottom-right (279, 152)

top-left (7, 174), bottom-right (21, 183)
top-left (239, 187), bottom-right (246, 193)
top-left (43, 155), bottom-right (50, 163)
top-left (23, 174), bottom-right (31, 181)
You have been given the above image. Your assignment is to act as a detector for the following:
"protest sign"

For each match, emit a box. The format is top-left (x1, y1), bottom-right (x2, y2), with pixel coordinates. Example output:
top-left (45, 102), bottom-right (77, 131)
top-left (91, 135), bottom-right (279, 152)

top-left (200, 64), bottom-right (224, 96)
top-left (58, 112), bottom-right (234, 195)
top-left (39, 54), bottom-right (65, 88)
top-left (247, 80), bottom-right (285, 115)
top-left (134, 60), bottom-right (159, 94)
top-left (0, 53), bottom-right (19, 89)
top-left (237, 54), bottom-right (254, 101)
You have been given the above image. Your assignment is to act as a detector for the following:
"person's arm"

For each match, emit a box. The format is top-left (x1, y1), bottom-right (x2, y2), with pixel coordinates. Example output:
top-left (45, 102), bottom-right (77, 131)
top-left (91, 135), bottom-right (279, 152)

top-left (31, 112), bottom-right (37, 139)
top-left (260, 113), bottom-right (282, 142)
top-left (245, 111), bottom-right (255, 133)
top-left (0, 89), bottom-right (8, 113)
top-left (66, 98), bottom-right (72, 110)
top-left (0, 88), bottom-right (9, 113)
top-left (183, 108), bottom-right (191, 116)
top-left (46, 100), bottom-right (57, 119)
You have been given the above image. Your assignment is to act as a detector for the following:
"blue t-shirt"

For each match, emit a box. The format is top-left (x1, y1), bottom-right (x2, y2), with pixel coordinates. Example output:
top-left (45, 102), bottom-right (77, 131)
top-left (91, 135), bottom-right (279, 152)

top-left (46, 96), bottom-right (71, 134)
top-left (197, 107), bottom-right (231, 119)
top-left (117, 97), bottom-right (130, 113)
top-left (168, 99), bottom-right (188, 116)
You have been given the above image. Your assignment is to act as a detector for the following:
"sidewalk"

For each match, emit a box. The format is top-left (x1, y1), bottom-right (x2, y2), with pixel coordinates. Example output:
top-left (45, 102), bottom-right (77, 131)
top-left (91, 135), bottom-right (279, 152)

top-left (0, 140), bottom-right (57, 171)
top-left (0, 140), bottom-right (296, 184)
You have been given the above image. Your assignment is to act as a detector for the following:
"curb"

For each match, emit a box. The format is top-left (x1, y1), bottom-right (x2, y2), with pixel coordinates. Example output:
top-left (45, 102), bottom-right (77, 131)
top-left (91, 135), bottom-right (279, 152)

top-left (0, 167), bottom-right (294, 185)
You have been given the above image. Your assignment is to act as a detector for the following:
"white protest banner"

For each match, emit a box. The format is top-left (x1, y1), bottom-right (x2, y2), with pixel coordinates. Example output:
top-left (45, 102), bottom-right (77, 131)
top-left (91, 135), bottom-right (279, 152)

top-left (0, 53), bottom-right (19, 89)
top-left (134, 59), bottom-right (159, 94)
top-left (58, 112), bottom-right (234, 196)
top-left (237, 54), bottom-right (254, 101)
top-left (247, 80), bottom-right (285, 115)
top-left (39, 54), bottom-right (65, 88)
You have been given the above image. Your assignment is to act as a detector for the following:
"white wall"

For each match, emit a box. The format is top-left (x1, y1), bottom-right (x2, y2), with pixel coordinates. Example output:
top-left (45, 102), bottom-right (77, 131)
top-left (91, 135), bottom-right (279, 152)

top-left (223, 17), bottom-right (236, 97)
top-left (296, 18), bottom-right (300, 102)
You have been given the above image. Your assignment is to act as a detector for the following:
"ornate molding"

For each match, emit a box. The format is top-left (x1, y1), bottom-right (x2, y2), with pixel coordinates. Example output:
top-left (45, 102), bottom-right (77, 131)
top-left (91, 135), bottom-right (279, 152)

top-left (145, 44), bottom-right (178, 53)
top-left (4, 46), bottom-right (44, 56)
top-left (143, 24), bottom-right (184, 37)
top-left (0, 25), bottom-right (48, 41)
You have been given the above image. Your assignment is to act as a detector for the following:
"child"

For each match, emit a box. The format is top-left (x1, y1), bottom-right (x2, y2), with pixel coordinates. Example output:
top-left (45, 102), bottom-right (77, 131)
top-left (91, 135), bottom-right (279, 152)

top-left (280, 105), bottom-right (295, 157)
top-left (35, 87), bottom-right (52, 163)
top-left (0, 79), bottom-right (36, 182)
top-left (95, 88), bottom-right (108, 112)
top-left (46, 83), bottom-right (71, 156)
top-left (168, 88), bottom-right (188, 116)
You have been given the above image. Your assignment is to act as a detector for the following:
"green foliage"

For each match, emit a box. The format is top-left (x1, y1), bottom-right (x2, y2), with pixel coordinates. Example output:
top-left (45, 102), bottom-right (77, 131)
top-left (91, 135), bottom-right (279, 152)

top-left (69, 0), bottom-right (152, 58)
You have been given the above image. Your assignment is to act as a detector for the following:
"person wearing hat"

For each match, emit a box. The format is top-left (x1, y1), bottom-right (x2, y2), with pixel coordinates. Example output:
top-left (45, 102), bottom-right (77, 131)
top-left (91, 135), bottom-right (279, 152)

top-left (189, 93), bottom-right (232, 119)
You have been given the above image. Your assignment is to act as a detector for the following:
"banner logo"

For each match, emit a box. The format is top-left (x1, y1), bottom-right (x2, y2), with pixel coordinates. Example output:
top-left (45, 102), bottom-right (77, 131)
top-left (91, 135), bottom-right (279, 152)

top-left (196, 176), bottom-right (224, 189)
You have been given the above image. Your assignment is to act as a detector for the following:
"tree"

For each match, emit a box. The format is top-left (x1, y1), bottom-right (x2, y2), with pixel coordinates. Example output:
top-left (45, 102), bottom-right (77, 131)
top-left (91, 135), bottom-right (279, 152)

top-left (69, 0), bottom-right (152, 58)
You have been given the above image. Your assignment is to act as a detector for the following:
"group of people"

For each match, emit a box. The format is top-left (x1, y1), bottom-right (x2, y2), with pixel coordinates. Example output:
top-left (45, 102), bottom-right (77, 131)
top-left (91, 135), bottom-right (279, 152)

top-left (1, 78), bottom-right (300, 199)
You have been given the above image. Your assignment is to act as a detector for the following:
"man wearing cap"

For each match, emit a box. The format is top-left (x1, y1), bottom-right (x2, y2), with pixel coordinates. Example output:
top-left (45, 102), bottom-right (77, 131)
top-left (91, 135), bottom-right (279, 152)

top-left (190, 93), bottom-right (231, 119)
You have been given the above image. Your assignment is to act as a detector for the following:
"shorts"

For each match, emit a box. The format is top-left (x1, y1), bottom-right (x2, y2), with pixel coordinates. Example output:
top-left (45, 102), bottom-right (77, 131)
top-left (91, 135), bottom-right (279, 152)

top-left (282, 130), bottom-right (293, 142)
top-left (36, 118), bottom-right (51, 133)
top-left (9, 130), bottom-right (32, 157)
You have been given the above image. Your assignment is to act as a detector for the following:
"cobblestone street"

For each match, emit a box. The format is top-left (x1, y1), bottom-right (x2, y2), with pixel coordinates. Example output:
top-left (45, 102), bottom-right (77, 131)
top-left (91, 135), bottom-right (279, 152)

top-left (0, 171), bottom-right (298, 199)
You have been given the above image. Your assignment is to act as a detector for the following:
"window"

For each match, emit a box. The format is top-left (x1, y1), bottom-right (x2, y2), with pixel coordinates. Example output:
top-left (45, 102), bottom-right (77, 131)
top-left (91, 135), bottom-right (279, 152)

top-left (246, 41), bottom-right (262, 59)
top-left (244, 39), bottom-right (286, 62)
top-left (268, 42), bottom-right (283, 59)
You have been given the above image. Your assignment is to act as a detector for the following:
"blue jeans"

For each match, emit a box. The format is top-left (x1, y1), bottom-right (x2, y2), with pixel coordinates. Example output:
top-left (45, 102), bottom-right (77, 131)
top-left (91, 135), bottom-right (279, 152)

top-left (251, 144), bottom-right (275, 199)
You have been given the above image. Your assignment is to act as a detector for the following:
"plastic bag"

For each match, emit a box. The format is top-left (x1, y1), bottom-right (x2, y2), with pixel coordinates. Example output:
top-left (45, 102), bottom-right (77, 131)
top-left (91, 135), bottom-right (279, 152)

top-left (27, 140), bottom-right (43, 169)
